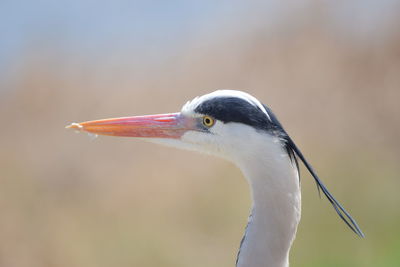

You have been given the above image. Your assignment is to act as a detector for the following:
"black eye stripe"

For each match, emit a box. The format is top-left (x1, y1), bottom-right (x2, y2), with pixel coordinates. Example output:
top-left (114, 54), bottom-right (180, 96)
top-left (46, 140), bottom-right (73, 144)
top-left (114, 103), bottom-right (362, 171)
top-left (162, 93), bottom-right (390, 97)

top-left (194, 97), bottom-right (275, 133)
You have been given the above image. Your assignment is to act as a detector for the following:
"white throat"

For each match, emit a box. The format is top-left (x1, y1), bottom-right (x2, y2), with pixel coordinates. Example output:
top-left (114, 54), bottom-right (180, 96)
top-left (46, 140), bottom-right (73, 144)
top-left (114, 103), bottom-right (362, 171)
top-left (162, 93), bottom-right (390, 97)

top-left (233, 133), bottom-right (301, 267)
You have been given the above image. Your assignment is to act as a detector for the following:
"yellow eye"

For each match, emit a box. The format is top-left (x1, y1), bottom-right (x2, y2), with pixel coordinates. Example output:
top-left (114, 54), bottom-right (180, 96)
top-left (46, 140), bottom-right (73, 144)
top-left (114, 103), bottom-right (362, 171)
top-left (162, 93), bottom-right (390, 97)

top-left (203, 116), bottom-right (215, 127)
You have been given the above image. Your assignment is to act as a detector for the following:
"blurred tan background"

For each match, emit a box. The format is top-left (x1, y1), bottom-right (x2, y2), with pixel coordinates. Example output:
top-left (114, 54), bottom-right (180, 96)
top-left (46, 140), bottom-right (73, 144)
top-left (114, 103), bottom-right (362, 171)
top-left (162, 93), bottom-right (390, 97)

top-left (1, 1), bottom-right (400, 266)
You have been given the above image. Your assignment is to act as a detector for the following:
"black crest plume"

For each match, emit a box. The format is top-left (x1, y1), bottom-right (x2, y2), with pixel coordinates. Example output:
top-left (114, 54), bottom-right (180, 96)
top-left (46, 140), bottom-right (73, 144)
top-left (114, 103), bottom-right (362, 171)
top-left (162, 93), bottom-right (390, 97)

top-left (264, 105), bottom-right (364, 238)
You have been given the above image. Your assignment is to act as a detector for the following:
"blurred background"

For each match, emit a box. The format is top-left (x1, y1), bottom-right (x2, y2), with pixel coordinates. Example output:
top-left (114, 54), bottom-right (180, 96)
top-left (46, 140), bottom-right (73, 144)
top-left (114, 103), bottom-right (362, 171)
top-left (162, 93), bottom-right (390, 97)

top-left (1, 0), bottom-right (399, 266)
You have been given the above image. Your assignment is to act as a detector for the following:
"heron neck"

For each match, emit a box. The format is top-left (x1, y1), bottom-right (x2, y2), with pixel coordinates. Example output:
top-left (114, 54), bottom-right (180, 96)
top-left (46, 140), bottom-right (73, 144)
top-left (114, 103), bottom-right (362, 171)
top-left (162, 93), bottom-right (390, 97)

top-left (235, 142), bottom-right (301, 267)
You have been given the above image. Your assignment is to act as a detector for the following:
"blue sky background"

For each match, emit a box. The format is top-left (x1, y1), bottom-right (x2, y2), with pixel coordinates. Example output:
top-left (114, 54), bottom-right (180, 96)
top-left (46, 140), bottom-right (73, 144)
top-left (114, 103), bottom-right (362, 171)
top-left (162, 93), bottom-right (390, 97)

top-left (0, 0), bottom-right (399, 79)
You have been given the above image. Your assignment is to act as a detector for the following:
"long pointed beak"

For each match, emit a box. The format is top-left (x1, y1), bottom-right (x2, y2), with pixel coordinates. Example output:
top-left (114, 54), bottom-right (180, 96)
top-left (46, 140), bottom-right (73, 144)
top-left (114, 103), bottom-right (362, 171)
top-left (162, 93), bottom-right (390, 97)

top-left (66, 113), bottom-right (191, 139)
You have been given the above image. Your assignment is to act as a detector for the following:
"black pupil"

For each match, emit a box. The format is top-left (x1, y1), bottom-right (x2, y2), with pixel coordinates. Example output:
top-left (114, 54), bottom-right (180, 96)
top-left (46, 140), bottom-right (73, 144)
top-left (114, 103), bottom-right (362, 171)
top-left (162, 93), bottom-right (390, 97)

top-left (205, 118), bottom-right (211, 124)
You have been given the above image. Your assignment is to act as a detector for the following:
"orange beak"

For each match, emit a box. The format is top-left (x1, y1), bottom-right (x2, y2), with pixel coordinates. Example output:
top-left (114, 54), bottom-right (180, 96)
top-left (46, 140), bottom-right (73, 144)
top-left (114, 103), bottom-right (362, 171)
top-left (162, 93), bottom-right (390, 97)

top-left (66, 113), bottom-right (193, 139)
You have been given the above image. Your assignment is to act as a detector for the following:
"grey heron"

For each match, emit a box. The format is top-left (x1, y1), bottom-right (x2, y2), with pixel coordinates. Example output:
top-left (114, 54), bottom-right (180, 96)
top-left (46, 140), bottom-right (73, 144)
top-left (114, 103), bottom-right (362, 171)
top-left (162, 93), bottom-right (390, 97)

top-left (67, 90), bottom-right (363, 267)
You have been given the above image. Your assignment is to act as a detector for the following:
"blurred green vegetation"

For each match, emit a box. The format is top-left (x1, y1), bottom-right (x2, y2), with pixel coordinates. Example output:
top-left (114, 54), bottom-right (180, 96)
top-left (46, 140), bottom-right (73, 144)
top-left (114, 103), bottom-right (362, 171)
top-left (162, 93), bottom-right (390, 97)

top-left (1, 2), bottom-right (400, 267)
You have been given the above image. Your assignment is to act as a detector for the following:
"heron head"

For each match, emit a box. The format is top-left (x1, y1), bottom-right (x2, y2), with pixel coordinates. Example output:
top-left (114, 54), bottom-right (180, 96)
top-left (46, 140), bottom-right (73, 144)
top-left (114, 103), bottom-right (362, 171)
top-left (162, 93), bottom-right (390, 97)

top-left (66, 90), bottom-right (279, 161)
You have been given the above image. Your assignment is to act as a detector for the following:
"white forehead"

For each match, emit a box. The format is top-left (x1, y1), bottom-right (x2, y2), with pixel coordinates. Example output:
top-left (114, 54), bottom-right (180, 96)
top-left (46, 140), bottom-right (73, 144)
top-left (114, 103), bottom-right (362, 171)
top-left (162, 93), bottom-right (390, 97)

top-left (181, 90), bottom-right (270, 120)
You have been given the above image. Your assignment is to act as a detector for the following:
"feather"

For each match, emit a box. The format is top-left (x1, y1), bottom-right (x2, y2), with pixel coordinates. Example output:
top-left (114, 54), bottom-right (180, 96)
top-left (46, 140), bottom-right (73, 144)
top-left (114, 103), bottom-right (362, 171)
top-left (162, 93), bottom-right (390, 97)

top-left (264, 105), bottom-right (365, 238)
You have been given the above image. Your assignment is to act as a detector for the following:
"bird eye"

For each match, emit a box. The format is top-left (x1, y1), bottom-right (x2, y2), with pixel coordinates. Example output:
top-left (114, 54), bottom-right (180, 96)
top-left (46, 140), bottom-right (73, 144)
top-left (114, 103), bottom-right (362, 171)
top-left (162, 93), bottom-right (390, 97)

top-left (202, 116), bottom-right (215, 127)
